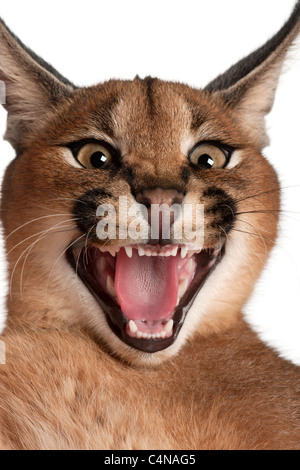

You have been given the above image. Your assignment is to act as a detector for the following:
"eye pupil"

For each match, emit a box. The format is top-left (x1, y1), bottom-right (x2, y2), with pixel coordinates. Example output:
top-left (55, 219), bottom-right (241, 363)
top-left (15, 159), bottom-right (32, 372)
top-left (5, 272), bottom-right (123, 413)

top-left (90, 151), bottom-right (107, 168)
top-left (198, 154), bottom-right (214, 169)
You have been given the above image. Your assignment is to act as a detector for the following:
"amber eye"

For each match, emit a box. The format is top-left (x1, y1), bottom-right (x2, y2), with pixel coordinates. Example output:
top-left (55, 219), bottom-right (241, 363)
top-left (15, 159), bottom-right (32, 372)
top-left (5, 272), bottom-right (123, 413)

top-left (76, 143), bottom-right (113, 169)
top-left (189, 143), bottom-right (228, 169)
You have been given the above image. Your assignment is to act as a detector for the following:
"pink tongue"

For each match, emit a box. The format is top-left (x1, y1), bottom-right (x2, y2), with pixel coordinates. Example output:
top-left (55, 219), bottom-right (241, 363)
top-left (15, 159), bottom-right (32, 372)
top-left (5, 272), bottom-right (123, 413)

top-left (115, 248), bottom-right (179, 321)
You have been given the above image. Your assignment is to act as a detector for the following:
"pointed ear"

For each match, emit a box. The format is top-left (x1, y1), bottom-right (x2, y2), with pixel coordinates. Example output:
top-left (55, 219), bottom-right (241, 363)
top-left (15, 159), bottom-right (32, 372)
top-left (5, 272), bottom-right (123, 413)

top-left (0, 18), bottom-right (75, 153)
top-left (204, 3), bottom-right (300, 149)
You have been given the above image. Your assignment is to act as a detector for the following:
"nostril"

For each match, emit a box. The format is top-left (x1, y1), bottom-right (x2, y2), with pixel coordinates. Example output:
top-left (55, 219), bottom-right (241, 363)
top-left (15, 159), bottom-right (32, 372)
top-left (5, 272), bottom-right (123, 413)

top-left (135, 194), bottom-right (152, 208)
top-left (172, 192), bottom-right (184, 206)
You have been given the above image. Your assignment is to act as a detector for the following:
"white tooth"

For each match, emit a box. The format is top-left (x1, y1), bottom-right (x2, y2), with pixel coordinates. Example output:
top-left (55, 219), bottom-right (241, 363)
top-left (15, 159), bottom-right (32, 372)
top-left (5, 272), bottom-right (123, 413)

top-left (147, 334), bottom-right (152, 339)
top-left (186, 259), bottom-right (194, 272)
top-left (138, 246), bottom-right (146, 256)
top-left (137, 331), bottom-right (143, 338)
top-left (100, 247), bottom-right (117, 257)
top-left (161, 331), bottom-right (167, 338)
top-left (125, 246), bottom-right (133, 258)
top-left (181, 246), bottom-right (188, 259)
top-left (142, 332), bottom-right (148, 339)
top-left (178, 278), bottom-right (189, 298)
top-left (171, 247), bottom-right (178, 256)
top-left (159, 252), bottom-right (165, 256)
top-left (106, 275), bottom-right (116, 297)
top-left (128, 320), bottom-right (138, 334)
top-left (110, 247), bottom-right (120, 257)
top-left (164, 252), bottom-right (171, 257)
top-left (165, 319), bottom-right (174, 333)
top-left (188, 250), bottom-right (196, 258)
top-left (145, 251), bottom-right (152, 257)
top-left (176, 297), bottom-right (180, 306)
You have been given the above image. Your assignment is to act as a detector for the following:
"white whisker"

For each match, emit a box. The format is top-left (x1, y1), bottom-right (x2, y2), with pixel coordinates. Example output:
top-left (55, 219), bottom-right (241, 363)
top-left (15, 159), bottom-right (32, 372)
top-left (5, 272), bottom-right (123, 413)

top-left (5, 214), bottom-right (77, 241)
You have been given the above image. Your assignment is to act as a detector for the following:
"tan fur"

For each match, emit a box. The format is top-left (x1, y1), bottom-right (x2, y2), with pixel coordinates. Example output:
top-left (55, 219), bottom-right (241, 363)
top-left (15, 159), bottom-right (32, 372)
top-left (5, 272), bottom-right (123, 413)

top-left (0, 8), bottom-right (299, 450)
top-left (0, 317), bottom-right (299, 450)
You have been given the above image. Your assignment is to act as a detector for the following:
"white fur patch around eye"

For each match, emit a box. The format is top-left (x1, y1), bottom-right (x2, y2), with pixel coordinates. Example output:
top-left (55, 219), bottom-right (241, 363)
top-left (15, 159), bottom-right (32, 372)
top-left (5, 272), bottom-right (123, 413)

top-left (63, 149), bottom-right (83, 168)
top-left (180, 133), bottom-right (195, 157)
top-left (226, 149), bottom-right (243, 169)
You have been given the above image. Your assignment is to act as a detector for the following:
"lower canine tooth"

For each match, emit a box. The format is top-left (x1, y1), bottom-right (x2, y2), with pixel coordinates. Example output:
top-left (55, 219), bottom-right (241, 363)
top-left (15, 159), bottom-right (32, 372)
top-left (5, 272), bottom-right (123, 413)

top-left (128, 320), bottom-right (138, 334)
top-left (165, 319), bottom-right (174, 333)
top-left (106, 275), bottom-right (116, 297)
top-left (178, 278), bottom-right (188, 298)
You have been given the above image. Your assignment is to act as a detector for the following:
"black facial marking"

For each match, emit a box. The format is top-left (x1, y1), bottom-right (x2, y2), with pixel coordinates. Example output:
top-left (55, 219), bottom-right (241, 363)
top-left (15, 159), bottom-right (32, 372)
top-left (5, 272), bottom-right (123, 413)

top-left (204, 186), bottom-right (236, 233)
top-left (73, 188), bottom-right (113, 235)
top-left (203, 187), bottom-right (230, 199)
top-left (144, 76), bottom-right (156, 116)
top-left (181, 166), bottom-right (191, 184)
top-left (121, 165), bottom-right (136, 188)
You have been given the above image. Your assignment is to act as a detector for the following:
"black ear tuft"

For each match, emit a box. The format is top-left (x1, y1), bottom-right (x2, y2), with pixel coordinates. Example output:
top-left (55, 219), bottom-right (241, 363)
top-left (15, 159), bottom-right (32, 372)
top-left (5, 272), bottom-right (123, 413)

top-left (204, 3), bottom-right (300, 149)
top-left (204, 2), bottom-right (300, 95)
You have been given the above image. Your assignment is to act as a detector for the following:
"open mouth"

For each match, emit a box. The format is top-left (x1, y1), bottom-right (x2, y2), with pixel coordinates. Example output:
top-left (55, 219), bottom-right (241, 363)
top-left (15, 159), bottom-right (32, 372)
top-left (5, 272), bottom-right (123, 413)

top-left (67, 242), bottom-right (224, 353)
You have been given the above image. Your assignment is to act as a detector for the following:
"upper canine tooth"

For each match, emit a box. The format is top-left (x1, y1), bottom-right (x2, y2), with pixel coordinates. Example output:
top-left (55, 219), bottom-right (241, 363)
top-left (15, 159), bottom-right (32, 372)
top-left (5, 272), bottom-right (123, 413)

top-left (180, 246), bottom-right (188, 259)
top-left (128, 320), bottom-right (138, 334)
top-left (125, 246), bottom-right (133, 258)
top-left (103, 247), bottom-right (119, 257)
top-left (138, 246), bottom-right (146, 256)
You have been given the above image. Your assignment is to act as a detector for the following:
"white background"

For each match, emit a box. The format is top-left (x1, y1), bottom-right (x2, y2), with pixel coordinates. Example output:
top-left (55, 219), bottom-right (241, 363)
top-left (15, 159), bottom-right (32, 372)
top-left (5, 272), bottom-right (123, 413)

top-left (0, 0), bottom-right (299, 363)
